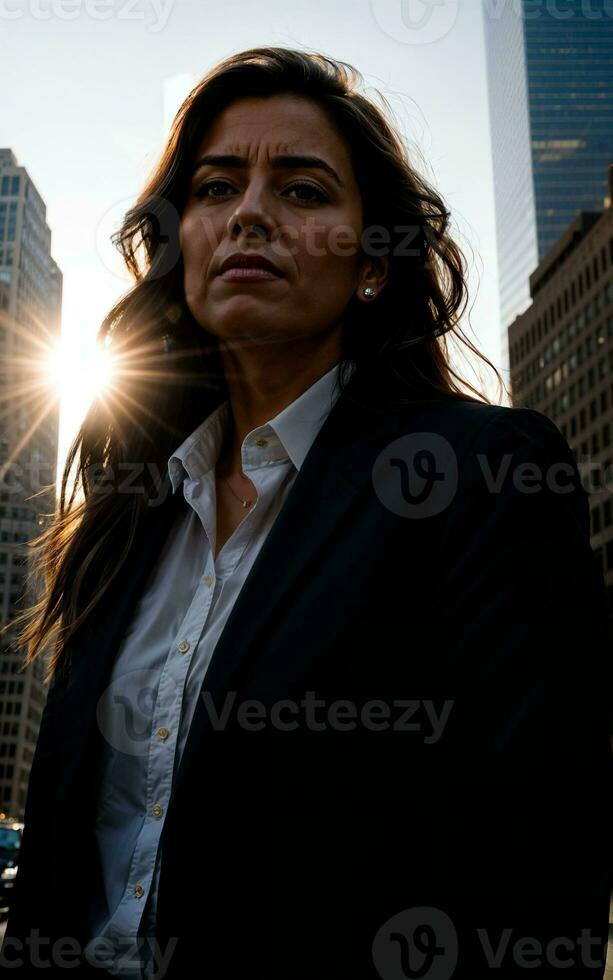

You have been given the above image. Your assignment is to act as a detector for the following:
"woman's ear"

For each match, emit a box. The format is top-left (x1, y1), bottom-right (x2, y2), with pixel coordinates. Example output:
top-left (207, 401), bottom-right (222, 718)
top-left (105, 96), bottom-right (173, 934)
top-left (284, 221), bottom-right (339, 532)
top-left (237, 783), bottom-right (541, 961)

top-left (356, 254), bottom-right (390, 303)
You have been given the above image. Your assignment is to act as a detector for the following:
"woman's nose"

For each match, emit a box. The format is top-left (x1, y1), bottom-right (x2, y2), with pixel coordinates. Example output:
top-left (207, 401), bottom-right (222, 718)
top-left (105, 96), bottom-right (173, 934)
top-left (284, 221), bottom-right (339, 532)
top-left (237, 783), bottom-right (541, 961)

top-left (226, 183), bottom-right (275, 242)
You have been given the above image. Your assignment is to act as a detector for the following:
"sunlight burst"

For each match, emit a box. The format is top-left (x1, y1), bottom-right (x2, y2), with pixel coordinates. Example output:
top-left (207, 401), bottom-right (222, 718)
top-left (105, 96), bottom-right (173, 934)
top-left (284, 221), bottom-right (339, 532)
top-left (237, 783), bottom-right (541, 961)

top-left (47, 339), bottom-right (114, 412)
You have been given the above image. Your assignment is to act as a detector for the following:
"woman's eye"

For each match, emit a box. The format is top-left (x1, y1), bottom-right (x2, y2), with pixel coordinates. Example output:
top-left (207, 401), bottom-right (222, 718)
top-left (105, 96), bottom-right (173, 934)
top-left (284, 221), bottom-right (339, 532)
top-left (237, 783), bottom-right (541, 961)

top-left (288, 181), bottom-right (328, 201)
top-left (194, 180), bottom-right (230, 197)
top-left (194, 180), bottom-right (328, 204)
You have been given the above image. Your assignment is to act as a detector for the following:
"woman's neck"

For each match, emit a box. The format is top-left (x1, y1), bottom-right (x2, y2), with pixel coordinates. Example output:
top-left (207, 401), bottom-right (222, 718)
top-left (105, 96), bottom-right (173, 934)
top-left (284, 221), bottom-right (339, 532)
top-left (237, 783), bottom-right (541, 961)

top-left (216, 338), bottom-right (342, 476)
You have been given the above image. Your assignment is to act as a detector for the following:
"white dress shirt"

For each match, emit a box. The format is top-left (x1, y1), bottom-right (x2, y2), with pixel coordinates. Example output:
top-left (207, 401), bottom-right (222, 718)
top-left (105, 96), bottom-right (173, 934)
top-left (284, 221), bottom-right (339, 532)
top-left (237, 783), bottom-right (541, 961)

top-left (83, 359), bottom-right (352, 978)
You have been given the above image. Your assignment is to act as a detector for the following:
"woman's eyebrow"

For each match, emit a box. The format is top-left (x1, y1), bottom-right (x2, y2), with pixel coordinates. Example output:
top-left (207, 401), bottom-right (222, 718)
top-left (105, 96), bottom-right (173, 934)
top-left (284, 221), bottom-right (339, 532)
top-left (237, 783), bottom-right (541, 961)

top-left (191, 153), bottom-right (343, 187)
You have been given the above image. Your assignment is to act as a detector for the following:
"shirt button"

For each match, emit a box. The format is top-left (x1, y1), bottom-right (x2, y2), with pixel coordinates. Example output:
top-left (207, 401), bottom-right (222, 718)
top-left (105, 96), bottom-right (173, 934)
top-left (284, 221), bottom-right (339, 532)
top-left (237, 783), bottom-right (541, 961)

top-left (157, 727), bottom-right (170, 741)
top-left (134, 884), bottom-right (144, 899)
top-left (255, 437), bottom-right (268, 446)
top-left (204, 574), bottom-right (214, 587)
top-left (177, 639), bottom-right (190, 654)
top-left (151, 804), bottom-right (164, 819)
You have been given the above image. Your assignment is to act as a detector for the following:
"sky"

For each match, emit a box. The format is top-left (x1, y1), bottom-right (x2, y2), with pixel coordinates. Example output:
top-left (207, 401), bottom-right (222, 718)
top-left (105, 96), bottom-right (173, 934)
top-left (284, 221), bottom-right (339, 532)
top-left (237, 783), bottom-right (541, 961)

top-left (0, 0), bottom-right (507, 477)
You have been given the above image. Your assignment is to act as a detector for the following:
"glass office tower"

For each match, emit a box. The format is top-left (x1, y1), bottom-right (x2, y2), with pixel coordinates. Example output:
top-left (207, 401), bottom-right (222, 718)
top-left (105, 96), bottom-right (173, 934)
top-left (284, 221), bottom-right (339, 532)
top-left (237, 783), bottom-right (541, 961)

top-left (0, 149), bottom-right (62, 820)
top-left (484, 0), bottom-right (613, 366)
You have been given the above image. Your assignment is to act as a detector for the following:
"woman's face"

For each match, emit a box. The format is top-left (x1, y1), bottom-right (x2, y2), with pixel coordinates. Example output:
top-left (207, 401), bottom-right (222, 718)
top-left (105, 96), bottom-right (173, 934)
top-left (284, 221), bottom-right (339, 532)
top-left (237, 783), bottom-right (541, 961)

top-left (179, 93), bottom-right (384, 350)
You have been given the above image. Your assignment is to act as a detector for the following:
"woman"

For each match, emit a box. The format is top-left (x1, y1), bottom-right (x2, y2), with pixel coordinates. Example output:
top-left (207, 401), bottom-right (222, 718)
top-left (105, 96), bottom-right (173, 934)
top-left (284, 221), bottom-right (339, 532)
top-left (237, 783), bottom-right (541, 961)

top-left (2, 48), bottom-right (612, 979)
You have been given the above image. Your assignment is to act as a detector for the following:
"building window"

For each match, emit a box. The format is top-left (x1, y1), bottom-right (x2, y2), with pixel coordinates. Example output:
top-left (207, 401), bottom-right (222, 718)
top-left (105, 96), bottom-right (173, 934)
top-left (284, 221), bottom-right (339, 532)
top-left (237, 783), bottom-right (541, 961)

top-left (604, 499), bottom-right (612, 528)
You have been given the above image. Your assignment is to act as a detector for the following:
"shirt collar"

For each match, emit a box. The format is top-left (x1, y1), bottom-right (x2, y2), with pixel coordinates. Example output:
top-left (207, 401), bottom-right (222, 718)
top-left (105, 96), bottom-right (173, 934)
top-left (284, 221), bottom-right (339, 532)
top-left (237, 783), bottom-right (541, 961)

top-left (168, 359), bottom-right (355, 493)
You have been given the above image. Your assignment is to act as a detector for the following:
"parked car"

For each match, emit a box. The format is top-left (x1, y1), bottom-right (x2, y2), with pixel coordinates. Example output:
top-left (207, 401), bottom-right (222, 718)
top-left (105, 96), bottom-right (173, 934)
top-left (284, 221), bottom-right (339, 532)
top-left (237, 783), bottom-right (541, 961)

top-left (0, 823), bottom-right (22, 917)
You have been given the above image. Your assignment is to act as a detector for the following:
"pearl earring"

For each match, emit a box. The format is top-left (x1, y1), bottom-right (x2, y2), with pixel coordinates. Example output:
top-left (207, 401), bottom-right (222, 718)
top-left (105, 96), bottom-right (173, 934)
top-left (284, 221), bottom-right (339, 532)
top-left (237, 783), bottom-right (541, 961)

top-left (363, 286), bottom-right (376, 298)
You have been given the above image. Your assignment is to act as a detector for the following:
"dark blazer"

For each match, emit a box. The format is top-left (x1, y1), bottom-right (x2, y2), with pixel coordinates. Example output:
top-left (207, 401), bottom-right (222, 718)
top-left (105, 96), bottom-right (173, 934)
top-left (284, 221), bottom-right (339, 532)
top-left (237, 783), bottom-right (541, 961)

top-left (3, 379), bottom-right (613, 979)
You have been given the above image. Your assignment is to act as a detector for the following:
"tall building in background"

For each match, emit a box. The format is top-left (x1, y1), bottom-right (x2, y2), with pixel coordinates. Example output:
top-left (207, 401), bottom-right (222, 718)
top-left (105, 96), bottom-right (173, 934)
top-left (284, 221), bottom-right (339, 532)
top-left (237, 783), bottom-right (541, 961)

top-left (508, 166), bottom-right (613, 612)
top-left (0, 148), bottom-right (62, 820)
top-left (484, 0), bottom-right (613, 366)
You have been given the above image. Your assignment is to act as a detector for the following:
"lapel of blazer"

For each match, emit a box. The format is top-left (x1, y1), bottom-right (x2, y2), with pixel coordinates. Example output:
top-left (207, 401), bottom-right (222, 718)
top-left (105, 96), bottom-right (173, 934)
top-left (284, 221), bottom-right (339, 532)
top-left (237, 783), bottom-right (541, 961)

top-left (170, 375), bottom-right (398, 800)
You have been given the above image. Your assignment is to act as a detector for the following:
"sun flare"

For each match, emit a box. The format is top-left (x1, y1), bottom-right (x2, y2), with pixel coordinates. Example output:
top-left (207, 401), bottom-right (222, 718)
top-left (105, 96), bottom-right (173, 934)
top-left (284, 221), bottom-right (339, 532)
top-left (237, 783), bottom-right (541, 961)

top-left (47, 338), bottom-right (114, 409)
top-left (46, 337), bottom-right (117, 481)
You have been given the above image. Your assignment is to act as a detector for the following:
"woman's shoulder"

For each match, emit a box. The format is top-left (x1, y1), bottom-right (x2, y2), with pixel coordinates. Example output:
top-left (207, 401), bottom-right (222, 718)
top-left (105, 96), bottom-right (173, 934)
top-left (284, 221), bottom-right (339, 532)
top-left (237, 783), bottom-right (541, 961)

top-left (395, 396), bottom-right (570, 463)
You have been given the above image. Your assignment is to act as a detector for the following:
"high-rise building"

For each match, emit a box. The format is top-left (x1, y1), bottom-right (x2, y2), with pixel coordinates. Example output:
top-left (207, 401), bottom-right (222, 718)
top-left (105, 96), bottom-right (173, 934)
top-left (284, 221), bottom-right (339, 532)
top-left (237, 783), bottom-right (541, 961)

top-left (0, 148), bottom-right (62, 819)
top-left (508, 165), bottom-right (613, 613)
top-left (484, 0), bottom-right (613, 365)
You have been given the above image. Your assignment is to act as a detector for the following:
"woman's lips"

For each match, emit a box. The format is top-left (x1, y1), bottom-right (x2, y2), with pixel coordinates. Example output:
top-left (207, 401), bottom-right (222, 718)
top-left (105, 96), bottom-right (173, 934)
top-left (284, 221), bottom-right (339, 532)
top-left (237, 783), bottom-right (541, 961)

top-left (218, 267), bottom-right (283, 282)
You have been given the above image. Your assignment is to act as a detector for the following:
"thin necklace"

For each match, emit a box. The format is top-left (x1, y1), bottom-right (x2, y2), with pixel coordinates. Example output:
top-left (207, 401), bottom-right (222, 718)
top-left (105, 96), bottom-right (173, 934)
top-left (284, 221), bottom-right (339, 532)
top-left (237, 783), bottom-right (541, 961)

top-left (221, 474), bottom-right (253, 509)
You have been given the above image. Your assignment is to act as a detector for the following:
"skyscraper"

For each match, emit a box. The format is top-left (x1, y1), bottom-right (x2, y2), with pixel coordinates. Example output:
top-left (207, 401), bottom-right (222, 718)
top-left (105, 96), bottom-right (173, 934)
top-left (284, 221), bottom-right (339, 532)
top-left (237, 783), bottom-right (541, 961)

top-left (508, 166), bottom-right (613, 613)
top-left (484, 0), bottom-right (613, 365)
top-left (0, 148), bottom-right (62, 820)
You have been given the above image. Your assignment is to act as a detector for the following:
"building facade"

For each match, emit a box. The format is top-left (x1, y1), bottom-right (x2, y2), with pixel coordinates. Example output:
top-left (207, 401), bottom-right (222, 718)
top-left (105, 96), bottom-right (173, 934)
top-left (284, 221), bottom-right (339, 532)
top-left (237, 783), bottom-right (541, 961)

top-left (484, 0), bottom-right (613, 364)
top-left (0, 149), bottom-right (62, 819)
top-left (509, 166), bottom-right (613, 613)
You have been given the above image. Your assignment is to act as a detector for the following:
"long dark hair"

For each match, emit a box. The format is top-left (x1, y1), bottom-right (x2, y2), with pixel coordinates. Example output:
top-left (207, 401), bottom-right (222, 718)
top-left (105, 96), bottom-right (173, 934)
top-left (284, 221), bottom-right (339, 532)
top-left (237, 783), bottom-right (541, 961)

top-left (7, 46), bottom-right (504, 684)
